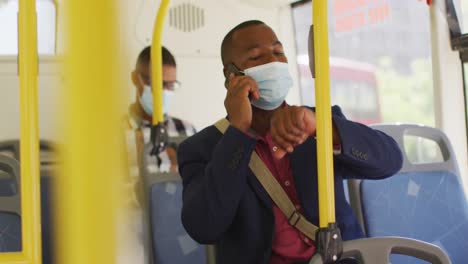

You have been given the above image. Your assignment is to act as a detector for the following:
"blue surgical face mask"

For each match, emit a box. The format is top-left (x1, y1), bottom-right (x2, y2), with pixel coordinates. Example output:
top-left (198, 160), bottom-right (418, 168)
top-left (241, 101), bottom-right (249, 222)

top-left (162, 89), bottom-right (174, 114)
top-left (139, 85), bottom-right (173, 115)
top-left (243, 62), bottom-right (293, 110)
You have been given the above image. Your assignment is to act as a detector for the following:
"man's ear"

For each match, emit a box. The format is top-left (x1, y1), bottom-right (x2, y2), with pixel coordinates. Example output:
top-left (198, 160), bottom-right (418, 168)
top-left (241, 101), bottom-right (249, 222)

top-left (131, 71), bottom-right (138, 86)
top-left (223, 67), bottom-right (229, 89)
top-left (132, 70), bottom-right (144, 97)
top-left (222, 67), bottom-right (227, 78)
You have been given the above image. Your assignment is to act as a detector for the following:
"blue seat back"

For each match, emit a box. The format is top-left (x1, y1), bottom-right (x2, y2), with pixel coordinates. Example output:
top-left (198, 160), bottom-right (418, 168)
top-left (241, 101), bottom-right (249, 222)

top-left (0, 140), bottom-right (55, 162)
top-left (40, 173), bottom-right (54, 264)
top-left (140, 138), bottom-right (208, 264)
top-left (0, 155), bottom-right (22, 252)
top-left (349, 124), bottom-right (468, 264)
top-left (149, 177), bottom-right (206, 264)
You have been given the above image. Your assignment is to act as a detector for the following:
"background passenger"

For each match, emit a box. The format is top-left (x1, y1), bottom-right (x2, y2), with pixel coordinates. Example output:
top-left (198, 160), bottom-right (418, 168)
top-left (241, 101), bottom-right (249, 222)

top-left (127, 46), bottom-right (196, 173)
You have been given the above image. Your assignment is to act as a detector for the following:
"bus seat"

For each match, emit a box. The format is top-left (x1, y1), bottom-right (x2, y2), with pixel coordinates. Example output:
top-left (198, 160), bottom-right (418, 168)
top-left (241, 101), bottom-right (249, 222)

top-left (149, 173), bottom-right (207, 264)
top-left (140, 140), bottom-right (210, 264)
top-left (0, 167), bottom-right (18, 196)
top-left (0, 140), bottom-right (56, 162)
top-left (0, 140), bottom-right (20, 160)
top-left (348, 124), bottom-right (468, 264)
top-left (40, 170), bottom-right (54, 264)
top-left (0, 141), bottom-right (56, 263)
top-left (0, 155), bottom-right (22, 252)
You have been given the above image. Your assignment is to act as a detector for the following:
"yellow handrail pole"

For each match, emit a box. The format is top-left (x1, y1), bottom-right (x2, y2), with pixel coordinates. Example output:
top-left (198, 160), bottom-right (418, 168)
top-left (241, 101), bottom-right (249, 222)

top-left (313, 0), bottom-right (336, 227)
top-left (56, 0), bottom-right (124, 263)
top-left (151, 0), bottom-right (171, 125)
top-left (18, 0), bottom-right (42, 263)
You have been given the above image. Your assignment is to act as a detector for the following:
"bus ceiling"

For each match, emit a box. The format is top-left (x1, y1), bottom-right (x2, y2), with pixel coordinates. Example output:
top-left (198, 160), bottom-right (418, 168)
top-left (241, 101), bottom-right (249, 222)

top-left (233, 0), bottom-right (297, 8)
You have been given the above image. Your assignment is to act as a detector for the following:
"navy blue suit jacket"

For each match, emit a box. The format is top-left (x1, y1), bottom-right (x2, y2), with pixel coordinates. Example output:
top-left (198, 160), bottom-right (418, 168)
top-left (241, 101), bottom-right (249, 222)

top-left (178, 106), bottom-right (403, 264)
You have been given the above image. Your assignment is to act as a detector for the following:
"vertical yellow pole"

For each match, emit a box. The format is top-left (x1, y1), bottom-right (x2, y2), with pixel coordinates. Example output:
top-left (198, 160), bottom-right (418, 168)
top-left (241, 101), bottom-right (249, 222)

top-left (313, 0), bottom-right (336, 227)
top-left (151, 0), bottom-right (171, 125)
top-left (56, 1), bottom-right (125, 263)
top-left (18, 0), bottom-right (42, 262)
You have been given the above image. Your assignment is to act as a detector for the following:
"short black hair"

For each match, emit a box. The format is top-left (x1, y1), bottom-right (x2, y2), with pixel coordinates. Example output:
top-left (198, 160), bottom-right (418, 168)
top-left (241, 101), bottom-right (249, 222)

top-left (221, 20), bottom-right (266, 66)
top-left (136, 46), bottom-right (176, 67)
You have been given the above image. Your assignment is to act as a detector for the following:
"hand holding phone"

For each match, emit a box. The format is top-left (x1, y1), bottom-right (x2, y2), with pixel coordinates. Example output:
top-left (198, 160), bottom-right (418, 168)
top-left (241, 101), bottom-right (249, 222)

top-left (224, 64), bottom-right (260, 133)
top-left (224, 64), bottom-right (244, 87)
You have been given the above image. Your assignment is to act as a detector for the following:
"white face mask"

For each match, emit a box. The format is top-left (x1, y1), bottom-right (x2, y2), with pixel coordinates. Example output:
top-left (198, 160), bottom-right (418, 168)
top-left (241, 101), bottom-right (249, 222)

top-left (162, 89), bottom-right (175, 114)
top-left (138, 85), bottom-right (174, 115)
top-left (243, 62), bottom-right (293, 110)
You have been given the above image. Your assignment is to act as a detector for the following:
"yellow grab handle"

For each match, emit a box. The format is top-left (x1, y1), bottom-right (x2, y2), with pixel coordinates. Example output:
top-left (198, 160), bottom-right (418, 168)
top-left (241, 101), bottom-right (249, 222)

top-left (313, 0), bottom-right (336, 227)
top-left (151, 0), bottom-right (171, 125)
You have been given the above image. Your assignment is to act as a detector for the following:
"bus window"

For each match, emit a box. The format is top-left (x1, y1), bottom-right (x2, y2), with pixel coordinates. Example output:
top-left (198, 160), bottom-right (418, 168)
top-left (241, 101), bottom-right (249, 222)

top-left (0, 0), bottom-right (56, 55)
top-left (292, 0), bottom-right (435, 127)
top-left (454, 0), bottom-right (468, 33)
top-left (463, 63), bottom-right (468, 128)
top-left (297, 55), bottom-right (381, 124)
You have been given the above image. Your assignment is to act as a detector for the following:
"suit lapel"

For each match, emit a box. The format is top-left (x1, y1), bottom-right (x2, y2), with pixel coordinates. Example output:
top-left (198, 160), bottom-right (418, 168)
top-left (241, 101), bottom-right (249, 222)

top-left (290, 137), bottom-right (319, 222)
top-left (246, 169), bottom-right (273, 209)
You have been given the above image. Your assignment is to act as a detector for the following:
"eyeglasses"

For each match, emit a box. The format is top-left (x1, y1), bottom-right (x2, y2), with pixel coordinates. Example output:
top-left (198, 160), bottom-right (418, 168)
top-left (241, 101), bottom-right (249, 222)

top-left (139, 74), bottom-right (181, 91)
top-left (163, 80), bottom-right (181, 91)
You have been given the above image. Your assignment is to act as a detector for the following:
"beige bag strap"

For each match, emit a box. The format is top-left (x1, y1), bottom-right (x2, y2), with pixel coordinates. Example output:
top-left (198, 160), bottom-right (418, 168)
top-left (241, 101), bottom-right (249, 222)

top-left (214, 118), bottom-right (318, 240)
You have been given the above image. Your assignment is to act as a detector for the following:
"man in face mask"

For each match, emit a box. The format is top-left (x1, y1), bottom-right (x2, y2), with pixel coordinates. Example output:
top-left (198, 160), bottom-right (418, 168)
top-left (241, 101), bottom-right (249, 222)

top-left (178, 21), bottom-right (402, 264)
top-left (128, 46), bottom-right (196, 173)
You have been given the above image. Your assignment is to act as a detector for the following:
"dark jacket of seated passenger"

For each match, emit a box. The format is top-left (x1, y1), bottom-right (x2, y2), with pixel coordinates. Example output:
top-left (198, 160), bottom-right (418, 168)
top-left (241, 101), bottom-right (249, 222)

top-left (177, 105), bottom-right (403, 264)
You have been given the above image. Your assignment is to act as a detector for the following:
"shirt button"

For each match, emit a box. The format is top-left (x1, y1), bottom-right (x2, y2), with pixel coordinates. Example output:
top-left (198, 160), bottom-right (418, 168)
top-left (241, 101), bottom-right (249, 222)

top-left (295, 205), bottom-right (301, 210)
top-left (304, 237), bottom-right (309, 243)
top-left (284, 180), bottom-right (290, 186)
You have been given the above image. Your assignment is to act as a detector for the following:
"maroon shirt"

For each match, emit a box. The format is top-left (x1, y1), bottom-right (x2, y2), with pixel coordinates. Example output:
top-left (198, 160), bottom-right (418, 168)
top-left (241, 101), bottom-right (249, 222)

top-left (254, 132), bottom-right (315, 264)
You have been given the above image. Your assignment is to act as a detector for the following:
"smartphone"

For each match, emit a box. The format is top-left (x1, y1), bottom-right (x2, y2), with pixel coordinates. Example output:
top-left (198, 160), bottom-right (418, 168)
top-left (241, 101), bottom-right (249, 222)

top-left (224, 64), bottom-right (244, 88)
